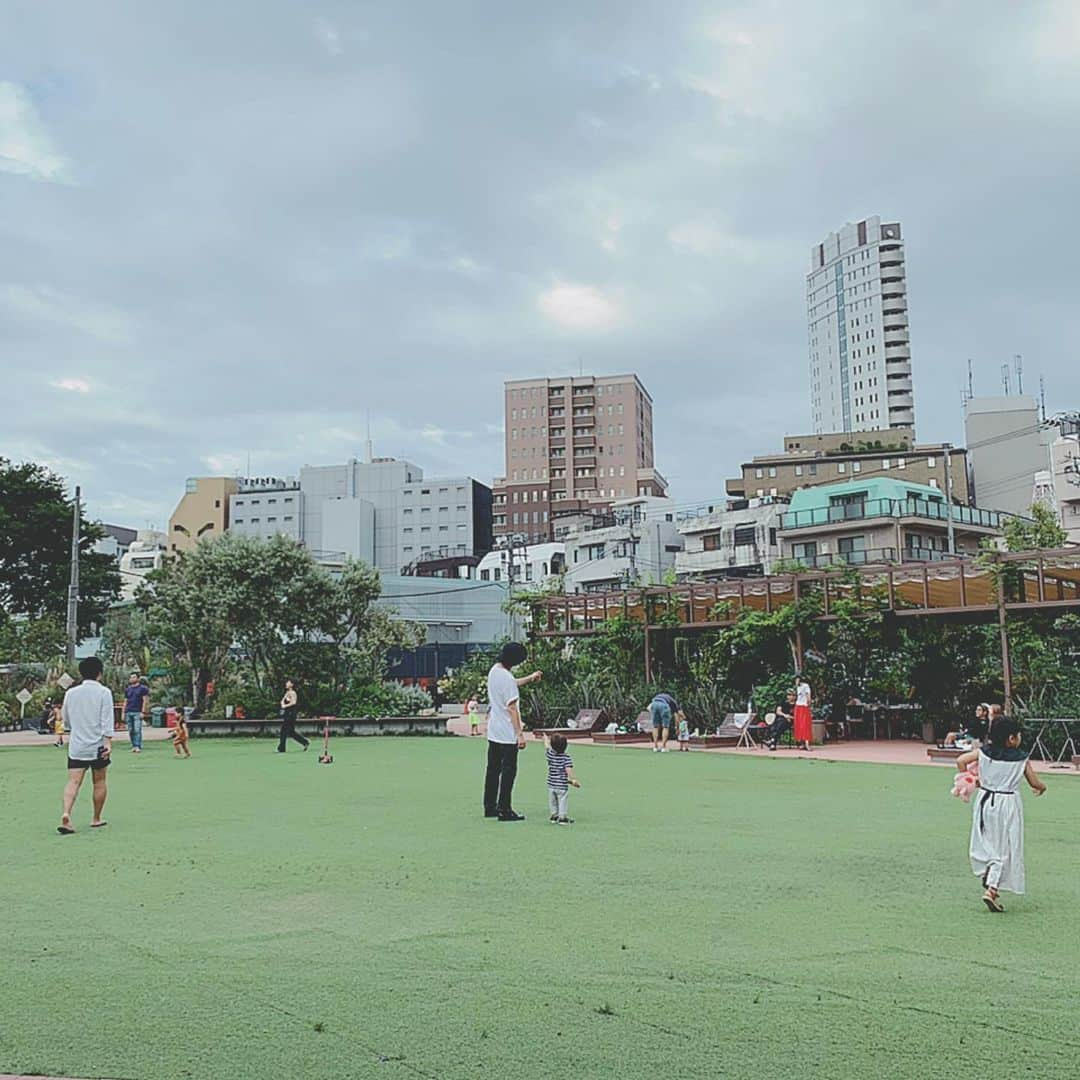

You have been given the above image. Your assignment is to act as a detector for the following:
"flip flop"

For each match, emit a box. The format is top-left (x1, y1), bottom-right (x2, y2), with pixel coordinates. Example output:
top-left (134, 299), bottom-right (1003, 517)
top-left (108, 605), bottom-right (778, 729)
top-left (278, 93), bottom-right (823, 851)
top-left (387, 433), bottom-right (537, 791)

top-left (982, 889), bottom-right (1004, 913)
top-left (91, 821), bottom-right (108, 829)
top-left (57, 826), bottom-right (75, 835)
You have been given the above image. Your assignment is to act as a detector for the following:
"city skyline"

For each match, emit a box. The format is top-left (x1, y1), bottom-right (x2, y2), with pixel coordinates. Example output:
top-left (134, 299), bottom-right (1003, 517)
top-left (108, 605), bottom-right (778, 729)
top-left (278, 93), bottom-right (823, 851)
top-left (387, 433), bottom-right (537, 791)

top-left (4, 2), bottom-right (1080, 527)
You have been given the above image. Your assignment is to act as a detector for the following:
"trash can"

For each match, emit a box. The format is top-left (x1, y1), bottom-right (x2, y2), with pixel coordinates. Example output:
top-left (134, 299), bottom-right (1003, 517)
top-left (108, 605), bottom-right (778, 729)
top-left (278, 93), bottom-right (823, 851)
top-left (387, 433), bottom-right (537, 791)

top-left (165, 708), bottom-right (178, 728)
top-left (151, 706), bottom-right (166, 728)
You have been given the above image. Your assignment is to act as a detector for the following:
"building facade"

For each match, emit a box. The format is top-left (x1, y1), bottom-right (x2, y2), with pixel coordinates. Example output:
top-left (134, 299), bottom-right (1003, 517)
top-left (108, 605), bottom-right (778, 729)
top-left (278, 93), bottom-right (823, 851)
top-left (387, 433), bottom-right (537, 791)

top-left (229, 478), bottom-right (304, 543)
top-left (777, 478), bottom-right (1006, 569)
top-left (964, 395), bottom-right (1050, 518)
top-left (1033, 420), bottom-right (1080, 544)
top-left (808, 217), bottom-right (914, 434)
top-left (168, 477), bottom-right (238, 554)
top-left (727, 429), bottom-right (970, 504)
top-left (476, 542), bottom-right (566, 590)
top-left (562, 496), bottom-right (683, 593)
top-left (493, 373), bottom-right (667, 545)
top-left (676, 498), bottom-right (787, 579)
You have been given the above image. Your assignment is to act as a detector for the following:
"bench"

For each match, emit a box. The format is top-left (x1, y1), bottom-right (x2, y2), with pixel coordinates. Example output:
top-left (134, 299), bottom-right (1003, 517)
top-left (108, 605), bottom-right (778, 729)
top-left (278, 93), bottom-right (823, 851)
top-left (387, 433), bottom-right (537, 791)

top-left (926, 746), bottom-right (963, 762)
top-left (186, 715), bottom-right (448, 737)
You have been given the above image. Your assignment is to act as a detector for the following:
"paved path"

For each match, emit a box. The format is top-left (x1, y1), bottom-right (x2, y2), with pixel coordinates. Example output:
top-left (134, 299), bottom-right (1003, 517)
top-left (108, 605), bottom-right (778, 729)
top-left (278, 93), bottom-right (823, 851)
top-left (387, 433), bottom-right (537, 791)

top-left (0, 727), bottom-right (173, 749)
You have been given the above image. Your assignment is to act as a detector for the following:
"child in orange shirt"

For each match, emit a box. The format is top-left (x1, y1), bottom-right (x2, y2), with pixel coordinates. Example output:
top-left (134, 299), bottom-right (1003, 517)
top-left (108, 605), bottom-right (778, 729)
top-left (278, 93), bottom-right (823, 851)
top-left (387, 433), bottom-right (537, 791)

top-left (172, 712), bottom-right (191, 758)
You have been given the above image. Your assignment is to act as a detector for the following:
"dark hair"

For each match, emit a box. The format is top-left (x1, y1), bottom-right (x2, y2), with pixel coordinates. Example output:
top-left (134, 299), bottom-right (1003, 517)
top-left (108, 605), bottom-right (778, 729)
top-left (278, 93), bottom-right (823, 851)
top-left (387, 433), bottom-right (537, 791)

top-left (78, 656), bottom-right (103, 680)
top-left (988, 716), bottom-right (1023, 749)
top-left (498, 642), bottom-right (528, 668)
top-left (550, 733), bottom-right (568, 754)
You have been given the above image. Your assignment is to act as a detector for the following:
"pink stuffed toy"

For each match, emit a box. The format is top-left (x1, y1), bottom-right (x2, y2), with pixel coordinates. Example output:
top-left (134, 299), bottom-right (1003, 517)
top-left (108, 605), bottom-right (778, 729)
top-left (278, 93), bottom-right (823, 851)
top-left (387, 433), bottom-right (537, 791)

top-left (950, 760), bottom-right (979, 802)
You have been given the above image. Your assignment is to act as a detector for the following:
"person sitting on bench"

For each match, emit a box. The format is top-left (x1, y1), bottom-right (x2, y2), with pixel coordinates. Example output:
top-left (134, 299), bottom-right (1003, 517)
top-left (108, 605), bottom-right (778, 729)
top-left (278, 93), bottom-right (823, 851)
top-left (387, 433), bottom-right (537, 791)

top-left (763, 690), bottom-right (796, 750)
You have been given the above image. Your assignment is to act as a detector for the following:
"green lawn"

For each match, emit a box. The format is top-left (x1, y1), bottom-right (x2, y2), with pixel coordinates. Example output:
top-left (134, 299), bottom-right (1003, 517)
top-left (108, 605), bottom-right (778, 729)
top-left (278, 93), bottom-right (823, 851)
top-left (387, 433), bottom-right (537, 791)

top-left (3, 737), bottom-right (1079, 1080)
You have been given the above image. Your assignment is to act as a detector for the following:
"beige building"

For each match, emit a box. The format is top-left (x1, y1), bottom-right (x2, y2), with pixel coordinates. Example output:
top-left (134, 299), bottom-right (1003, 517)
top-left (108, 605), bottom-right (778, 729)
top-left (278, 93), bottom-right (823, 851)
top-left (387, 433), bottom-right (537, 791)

top-left (727, 428), bottom-right (970, 506)
top-left (167, 477), bottom-right (238, 554)
top-left (493, 374), bottom-right (667, 545)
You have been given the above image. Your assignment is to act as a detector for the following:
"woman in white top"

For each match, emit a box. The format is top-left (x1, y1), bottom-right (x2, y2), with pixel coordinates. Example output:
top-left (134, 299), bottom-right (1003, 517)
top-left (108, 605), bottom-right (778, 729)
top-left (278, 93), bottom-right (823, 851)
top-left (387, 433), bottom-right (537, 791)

top-left (793, 677), bottom-right (813, 751)
top-left (957, 716), bottom-right (1046, 912)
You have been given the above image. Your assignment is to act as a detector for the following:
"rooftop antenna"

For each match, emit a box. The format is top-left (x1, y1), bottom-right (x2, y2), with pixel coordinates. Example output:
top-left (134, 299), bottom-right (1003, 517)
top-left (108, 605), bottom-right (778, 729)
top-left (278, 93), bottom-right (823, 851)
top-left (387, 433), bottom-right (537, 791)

top-left (1013, 353), bottom-right (1023, 395)
top-left (246, 451), bottom-right (251, 478)
top-left (1000, 362), bottom-right (1010, 396)
top-left (967, 358), bottom-right (974, 402)
top-left (365, 410), bottom-right (374, 464)
top-left (1040, 375), bottom-right (1047, 422)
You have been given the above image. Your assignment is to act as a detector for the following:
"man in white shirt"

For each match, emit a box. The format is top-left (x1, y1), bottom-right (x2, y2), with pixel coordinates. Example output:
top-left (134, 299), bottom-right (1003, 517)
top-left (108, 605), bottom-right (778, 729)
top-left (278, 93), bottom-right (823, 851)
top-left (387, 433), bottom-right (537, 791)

top-left (484, 642), bottom-right (541, 822)
top-left (57, 656), bottom-right (116, 835)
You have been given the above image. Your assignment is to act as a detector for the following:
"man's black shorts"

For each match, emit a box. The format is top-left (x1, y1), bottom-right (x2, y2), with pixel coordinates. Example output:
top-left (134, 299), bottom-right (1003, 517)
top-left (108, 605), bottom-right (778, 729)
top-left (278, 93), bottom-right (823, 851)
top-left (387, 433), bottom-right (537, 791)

top-left (67, 751), bottom-right (111, 772)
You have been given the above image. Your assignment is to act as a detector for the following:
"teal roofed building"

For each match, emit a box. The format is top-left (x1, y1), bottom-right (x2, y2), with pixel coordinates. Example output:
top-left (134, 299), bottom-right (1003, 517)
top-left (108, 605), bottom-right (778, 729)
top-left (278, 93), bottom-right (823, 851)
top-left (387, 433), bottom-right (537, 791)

top-left (778, 476), bottom-right (1008, 568)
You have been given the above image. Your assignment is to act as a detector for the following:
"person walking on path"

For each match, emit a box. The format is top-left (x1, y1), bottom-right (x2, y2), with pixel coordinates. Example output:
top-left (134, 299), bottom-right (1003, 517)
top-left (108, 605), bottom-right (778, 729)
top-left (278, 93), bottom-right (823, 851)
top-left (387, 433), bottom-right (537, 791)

top-left (276, 679), bottom-right (309, 753)
top-left (793, 675), bottom-right (813, 751)
top-left (124, 672), bottom-right (150, 754)
top-left (57, 656), bottom-right (115, 835)
top-left (649, 691), bottom-right (683, 753)
top-left (483, 643), bottom-right (541, 821)
top-left (957, 717), bottom-right (1046, 912)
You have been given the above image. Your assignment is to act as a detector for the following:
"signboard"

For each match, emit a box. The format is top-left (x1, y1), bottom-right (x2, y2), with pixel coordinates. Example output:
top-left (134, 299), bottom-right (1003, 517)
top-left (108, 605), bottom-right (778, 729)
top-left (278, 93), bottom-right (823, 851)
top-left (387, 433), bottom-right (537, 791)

top-left (15, 688), bottom-right (32, 719)
top-left (57, 673), bottom-right (74, 690)
top-left (148, 667), bottom-right (170, 678)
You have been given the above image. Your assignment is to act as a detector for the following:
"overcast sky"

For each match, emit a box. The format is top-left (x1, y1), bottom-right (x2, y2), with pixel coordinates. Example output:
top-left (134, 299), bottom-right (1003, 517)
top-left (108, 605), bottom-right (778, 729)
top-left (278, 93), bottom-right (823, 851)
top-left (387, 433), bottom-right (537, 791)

top-left (3, 1), bottom-right (1079, 527)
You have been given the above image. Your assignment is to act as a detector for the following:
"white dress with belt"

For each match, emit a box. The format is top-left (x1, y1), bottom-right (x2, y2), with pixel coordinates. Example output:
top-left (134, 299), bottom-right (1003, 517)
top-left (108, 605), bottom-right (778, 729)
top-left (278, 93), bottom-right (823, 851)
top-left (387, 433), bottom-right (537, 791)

top-left (969, 747), bottom-right (1028, 895)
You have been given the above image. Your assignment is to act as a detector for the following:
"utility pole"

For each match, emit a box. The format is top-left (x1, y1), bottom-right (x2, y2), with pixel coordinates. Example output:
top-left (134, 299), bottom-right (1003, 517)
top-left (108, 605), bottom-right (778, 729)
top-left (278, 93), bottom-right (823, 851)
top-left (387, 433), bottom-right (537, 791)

top-left (65, 485), bottom-right (81, 665)
top-left (943, 446), bottom-right (956, 555)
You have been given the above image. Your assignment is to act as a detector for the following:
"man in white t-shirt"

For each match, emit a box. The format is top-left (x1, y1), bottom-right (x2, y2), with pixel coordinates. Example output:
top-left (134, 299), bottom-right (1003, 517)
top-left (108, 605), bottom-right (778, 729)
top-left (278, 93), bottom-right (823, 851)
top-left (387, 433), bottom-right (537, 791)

top-left (484, 642), bottom-right (542, 821)
top-left (57, 656), bottom-right (116, 835)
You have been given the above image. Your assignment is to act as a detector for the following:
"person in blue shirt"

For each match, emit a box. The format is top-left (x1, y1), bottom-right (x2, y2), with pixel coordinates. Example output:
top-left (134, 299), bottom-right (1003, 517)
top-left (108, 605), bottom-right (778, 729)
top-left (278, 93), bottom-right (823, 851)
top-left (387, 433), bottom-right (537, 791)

top-left (124, 672), bottom-right (150, 754)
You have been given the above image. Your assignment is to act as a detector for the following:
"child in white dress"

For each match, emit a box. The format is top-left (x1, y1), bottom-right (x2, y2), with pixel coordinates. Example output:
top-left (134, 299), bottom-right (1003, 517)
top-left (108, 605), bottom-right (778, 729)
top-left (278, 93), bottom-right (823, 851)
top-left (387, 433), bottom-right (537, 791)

top-left (956, 716), bottom-right (1046, 912)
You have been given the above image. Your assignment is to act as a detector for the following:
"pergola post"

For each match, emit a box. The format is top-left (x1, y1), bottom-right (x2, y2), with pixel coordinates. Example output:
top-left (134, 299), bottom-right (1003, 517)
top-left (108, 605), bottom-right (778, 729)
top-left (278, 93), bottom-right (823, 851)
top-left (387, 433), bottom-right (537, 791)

top-left (644, 625), bottom-right (652, 685)
top-left (996, 554), bottom-right (1013, 712)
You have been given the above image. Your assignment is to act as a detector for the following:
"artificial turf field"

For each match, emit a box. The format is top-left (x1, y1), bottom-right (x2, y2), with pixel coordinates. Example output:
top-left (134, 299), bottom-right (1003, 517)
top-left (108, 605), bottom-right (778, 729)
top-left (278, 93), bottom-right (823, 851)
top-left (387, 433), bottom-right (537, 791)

top-left (3, 738), bottom-right (1079, 1080)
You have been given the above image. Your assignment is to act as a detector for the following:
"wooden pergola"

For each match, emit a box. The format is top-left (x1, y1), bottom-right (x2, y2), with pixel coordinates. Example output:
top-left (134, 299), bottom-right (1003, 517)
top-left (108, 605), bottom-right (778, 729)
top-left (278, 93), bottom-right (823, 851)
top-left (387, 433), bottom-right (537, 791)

top-left (529, 548), bottom-right (1080, 708)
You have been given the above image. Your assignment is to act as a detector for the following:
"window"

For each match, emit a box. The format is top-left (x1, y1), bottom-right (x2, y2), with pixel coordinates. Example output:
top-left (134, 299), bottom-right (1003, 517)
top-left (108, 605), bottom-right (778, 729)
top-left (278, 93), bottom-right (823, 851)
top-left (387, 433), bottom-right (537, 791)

top-left (733, 525), bottom-right (756, 547)
top-left (837, 463), bottom-right (847, 474)
top-left (852, 462), bottom-right (861, 473)
top-left (882, 458), bottom-right (890, 470)
top-left (767, 466), bottom-right (777, 478)
top-left (897, 457), bottom-right (906, 469)
top-left (927, 456), bottom-right (937, 468)
top-left (928, 478), bottom-right (939, 489)
top-left (755, 468), bottom-right (764, 479)
top-left (791, 541), bottom-right (818, 561)
top-left (481, 569), bottom-right (490, 581)
top-left (837, 535), bottom-right (866, 554)
top-left (795, 465), bottom-right (803, 477)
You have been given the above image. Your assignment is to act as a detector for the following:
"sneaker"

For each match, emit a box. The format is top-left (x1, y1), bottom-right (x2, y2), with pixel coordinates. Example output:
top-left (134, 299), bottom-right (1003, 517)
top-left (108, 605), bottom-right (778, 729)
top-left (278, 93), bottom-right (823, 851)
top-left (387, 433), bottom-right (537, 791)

top-left (660, 747), bottom-right (668, 753)
top-left (550, 814), bottom-right (558, 823)
top-left (652, 747), bottom-right (660, 753)
top-left (497, 811), bottom-right (526, 822)
top-left (557, 817), bottom-right (574, 825)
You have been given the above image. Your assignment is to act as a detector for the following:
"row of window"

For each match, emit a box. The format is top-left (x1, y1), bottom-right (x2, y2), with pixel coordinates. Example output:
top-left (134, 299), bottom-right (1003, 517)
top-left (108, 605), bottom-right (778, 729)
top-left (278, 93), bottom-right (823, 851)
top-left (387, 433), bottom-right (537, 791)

top-left (237, 496), bottom-right (295, 506)
top-left (402, 524), bottom-right (469, 533)
top-left (233, 516), bottom-right (295, 525)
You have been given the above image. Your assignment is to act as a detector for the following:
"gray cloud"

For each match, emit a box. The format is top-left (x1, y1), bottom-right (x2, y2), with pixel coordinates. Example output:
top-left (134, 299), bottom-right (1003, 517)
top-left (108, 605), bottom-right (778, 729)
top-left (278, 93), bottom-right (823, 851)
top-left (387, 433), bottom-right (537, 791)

top-left (3, 0), bottom-right (1078, 527)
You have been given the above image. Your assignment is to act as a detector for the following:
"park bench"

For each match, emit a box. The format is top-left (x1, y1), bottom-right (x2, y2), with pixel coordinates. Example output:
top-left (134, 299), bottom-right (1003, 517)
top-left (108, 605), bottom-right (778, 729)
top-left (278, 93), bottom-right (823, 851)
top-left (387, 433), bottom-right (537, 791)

top-left (926, 746), bottom-right (963, 763)
top-left (532, 708), bottom-right (614, 742)
top-left (591, 710), bottom-right (653, 745)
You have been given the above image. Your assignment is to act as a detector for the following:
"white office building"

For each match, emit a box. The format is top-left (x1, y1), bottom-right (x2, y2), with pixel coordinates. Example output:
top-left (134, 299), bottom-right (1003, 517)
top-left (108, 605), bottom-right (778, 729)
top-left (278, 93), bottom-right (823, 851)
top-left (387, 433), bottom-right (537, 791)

top-left (476, 543), bottom-right (566, 590)
top-left (676, 498), bottom-right (787, 580)
top-left (808, 216), bottom-right (914, 435)
top-left (563, 496), bottom-right (683, 593)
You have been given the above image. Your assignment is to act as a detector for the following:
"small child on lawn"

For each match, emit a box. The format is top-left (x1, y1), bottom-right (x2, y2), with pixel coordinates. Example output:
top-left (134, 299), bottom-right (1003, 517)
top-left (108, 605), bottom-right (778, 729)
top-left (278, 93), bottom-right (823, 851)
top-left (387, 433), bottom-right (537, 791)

top-left (545, 734), bottom-right (581, 825)
top-left (465, 697), bottom-right (480, 736)
top-left (172, 712), bottom-right (191, 758)
top-left (677, 715), bottom-right (690, 751)
top-left (52, 702), bottom-right (64, 748)
top-left (956, 716), bottom-right (1046, 912)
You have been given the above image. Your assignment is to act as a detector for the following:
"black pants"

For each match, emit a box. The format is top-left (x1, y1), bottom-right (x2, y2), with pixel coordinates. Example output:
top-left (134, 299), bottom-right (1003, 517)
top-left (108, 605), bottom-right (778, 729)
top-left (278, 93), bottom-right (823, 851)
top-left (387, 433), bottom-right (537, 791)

top-left (278, 712), bottom-right (309, 752)
top-left (484, 741), bottom-right (519, 814)
top-left (765, 716), bottom-right (791, 743)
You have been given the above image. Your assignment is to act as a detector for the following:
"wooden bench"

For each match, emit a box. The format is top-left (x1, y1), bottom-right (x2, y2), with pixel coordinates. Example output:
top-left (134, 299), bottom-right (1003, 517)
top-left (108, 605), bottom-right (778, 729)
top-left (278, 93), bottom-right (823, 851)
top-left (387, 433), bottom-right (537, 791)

top-left (591, 731), bottom-right (653, 745)
top-left (926, 746), bottom-right (963, 763)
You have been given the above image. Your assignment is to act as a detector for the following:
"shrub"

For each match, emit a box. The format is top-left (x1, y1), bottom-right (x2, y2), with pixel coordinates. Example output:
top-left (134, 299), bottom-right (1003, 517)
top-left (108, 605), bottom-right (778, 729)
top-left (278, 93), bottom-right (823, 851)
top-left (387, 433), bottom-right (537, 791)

top-left (340, 680), bottom-right (431, 718)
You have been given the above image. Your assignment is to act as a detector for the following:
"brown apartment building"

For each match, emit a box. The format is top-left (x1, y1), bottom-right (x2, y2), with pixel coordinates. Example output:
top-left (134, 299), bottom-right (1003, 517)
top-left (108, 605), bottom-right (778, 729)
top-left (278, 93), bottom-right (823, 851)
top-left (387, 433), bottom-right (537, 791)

top-left (727, 428), bottom-right (971, 506)
top-left (493, 374), bottom-right (667, 544)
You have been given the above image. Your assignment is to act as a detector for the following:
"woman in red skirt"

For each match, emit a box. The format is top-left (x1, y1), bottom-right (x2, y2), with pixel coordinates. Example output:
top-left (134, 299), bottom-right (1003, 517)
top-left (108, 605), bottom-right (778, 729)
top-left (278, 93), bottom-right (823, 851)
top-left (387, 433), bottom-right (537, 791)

top-left (793, 676), bottom-right (813, 750)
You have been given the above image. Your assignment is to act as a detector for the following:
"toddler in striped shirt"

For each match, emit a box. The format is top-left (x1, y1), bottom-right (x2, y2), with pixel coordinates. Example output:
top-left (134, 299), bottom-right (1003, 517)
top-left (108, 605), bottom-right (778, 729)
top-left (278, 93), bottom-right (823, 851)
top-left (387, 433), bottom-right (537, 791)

top-left (545, 734), bottom-right (581, 825)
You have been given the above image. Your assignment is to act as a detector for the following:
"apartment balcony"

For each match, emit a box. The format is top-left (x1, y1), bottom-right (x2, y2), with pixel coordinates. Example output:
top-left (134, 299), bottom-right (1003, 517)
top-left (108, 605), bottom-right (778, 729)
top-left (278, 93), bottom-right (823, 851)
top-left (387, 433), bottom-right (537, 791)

top-left (881, 273), bottom-right (905, 285)
top-left (676, 547), bottom-right (768, 575)
top-left (886, 379), bottom-right (914, 394)
top-left (573, 434), bottom-right (597, 448)
top-left (883, 317), bottom-right (909, 331)
top-left (881, 284), bottom-right (907, 299)
top-left (803, 547), bottom-right (898, 569)
top-left (880, 257), bottom-right (905, 270)
top-left (572, 412), bottom-right (597, 426)
top-left (887, 393), bottom-right (914, 408)
top-left (780, 497), bottom-right (1005, 533)
top-left (883, 330), bottom-right (909, 346)
top-left (549, 437), bottom-right (566, 449)
top-left (573, 455), bottom-right (597, 468)
top-left (571, 392), bottom-right (596, 406)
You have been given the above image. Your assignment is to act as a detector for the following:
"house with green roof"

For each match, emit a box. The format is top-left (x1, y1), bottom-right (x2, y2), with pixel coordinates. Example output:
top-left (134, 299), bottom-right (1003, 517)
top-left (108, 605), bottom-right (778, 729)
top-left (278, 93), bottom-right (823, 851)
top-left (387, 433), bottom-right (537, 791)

top-left (778, 476), bottom-right (1008, 568)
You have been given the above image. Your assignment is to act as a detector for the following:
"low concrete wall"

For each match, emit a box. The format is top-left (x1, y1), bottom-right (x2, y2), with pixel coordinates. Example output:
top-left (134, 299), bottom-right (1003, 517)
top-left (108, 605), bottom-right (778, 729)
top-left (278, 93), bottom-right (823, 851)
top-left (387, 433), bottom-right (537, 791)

top-left (187, 716), bottom-right (448, 737)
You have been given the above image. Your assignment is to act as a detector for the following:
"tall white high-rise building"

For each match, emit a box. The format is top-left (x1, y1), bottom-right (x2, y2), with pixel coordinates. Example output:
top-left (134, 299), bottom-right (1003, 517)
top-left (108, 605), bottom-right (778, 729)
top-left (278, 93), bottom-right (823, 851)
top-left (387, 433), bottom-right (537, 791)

top-left (808, 216), bottom-right (914, 435)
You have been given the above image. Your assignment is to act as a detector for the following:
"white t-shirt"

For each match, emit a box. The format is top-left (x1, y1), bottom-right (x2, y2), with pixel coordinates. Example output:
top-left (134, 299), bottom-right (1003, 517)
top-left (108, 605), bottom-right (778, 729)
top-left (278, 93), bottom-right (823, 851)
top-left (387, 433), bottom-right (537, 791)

top-left (62, 680), bottom-right (116, 761)
top-left (796, 682), bottom-right (811, 707)
top-left (486, 664), bottom-right (520, 745)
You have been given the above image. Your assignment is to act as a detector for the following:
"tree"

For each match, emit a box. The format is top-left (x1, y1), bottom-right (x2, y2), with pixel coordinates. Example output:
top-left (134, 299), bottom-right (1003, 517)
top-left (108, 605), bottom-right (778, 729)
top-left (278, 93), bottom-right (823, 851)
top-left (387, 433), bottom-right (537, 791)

top-left (1002, 502), bottom-right (1068, 552)
top-left (141, 534), bottom-right (424, 711)
top-left (0, 459), bottom-right (120, 631)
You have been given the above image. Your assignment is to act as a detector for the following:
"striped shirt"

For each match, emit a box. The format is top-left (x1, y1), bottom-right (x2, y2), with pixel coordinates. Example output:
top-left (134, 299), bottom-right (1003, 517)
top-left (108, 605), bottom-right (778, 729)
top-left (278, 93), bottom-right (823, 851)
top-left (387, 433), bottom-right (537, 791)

top-left (546, 748), bottom-right (573, 791)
